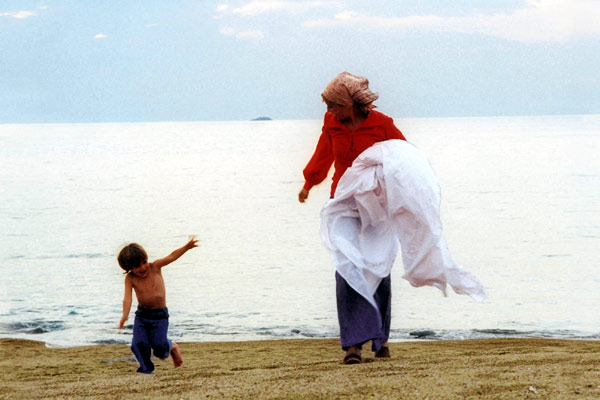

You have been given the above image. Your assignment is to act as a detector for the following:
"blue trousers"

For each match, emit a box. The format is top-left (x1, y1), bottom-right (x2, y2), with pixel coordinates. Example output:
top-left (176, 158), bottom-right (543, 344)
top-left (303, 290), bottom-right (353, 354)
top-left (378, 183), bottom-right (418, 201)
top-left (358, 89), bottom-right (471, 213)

top-left (336, 272), bottom-right (392, 352)
top-left (131, 306), bottom-right (172, 374)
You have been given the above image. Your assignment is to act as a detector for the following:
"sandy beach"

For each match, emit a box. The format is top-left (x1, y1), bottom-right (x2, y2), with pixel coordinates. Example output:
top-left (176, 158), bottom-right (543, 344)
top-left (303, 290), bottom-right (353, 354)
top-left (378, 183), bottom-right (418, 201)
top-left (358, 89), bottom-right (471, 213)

top-left (1, 338), bottom-right (599, 399)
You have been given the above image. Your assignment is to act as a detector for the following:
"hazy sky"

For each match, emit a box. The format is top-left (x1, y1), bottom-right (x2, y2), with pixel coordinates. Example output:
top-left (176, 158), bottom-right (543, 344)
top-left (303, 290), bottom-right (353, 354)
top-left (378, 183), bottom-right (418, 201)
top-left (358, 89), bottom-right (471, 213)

top-left (1, 0), bottom-right (599, 122)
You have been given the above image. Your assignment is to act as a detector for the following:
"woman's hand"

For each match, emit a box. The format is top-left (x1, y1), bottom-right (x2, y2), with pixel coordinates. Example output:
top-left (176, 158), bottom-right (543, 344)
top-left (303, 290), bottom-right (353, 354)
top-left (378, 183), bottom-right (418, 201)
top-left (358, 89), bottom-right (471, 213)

top-left (298, 188), bottom-right (309, 203)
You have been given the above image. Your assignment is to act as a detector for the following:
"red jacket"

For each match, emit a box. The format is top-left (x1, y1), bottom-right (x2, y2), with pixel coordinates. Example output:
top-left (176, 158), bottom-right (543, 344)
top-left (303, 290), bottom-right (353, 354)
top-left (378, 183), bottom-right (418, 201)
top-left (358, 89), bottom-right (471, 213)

top-left (303, 110), bottom-right (406, 197)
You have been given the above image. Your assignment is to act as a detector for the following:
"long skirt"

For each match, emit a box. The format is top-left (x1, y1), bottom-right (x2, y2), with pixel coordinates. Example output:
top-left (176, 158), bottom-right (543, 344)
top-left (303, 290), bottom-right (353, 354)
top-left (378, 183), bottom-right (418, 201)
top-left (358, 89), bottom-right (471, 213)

top-left (335, 271), bottom-right (391, 352)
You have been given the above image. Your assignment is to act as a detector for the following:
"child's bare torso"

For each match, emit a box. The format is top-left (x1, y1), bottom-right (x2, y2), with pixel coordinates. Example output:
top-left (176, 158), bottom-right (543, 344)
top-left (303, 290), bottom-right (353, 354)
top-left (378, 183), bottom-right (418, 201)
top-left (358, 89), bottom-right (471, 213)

top-left (131, 263), bottom-right (167, 309)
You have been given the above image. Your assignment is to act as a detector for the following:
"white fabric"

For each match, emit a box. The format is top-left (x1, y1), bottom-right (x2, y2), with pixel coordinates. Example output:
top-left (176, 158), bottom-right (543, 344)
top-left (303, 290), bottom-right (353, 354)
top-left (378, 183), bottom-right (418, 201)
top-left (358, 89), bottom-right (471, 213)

top-left (320, 140), bottom-right (487, 308)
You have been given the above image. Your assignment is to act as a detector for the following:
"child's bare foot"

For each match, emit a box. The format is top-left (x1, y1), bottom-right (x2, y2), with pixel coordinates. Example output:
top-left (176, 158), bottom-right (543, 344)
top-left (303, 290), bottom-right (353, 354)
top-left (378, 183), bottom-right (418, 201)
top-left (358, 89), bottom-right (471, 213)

top-left (171, 342), bottom-right (183, 367)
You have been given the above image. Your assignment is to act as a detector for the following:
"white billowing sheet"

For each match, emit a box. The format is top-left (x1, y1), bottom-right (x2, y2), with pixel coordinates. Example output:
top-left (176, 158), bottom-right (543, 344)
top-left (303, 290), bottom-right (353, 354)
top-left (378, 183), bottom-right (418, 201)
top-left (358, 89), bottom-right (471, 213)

top-left (320, 140), bottom-right (487, 308)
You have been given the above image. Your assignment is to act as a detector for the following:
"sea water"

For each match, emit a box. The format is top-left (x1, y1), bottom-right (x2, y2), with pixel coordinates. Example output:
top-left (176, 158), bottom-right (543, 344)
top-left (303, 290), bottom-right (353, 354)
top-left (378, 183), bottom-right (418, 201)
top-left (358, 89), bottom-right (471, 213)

top-left (0, 115), bottom-right (599, 347)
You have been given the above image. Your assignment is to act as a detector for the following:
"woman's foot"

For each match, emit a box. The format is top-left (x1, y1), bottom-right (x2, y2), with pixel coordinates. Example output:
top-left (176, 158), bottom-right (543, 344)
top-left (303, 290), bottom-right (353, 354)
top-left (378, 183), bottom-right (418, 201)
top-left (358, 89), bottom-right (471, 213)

top-left (171, 342), bottom-right (183, 367)
top-left (343, 346), bottom-right (362, 364)
top-left (375, 343), bottom-right (390, 358)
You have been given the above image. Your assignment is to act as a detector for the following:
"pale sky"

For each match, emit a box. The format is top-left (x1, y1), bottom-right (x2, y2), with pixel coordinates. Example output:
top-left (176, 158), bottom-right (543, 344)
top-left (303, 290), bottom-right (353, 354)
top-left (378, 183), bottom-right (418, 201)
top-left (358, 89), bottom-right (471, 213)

top-left (1, 0), bottom-right (599, 122)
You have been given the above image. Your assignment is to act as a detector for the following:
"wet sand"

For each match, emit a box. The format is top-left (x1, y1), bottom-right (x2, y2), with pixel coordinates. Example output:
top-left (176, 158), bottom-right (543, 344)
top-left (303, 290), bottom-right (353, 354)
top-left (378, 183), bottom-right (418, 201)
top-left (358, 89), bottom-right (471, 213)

top-left (1, 338), bottom-right (599, 399)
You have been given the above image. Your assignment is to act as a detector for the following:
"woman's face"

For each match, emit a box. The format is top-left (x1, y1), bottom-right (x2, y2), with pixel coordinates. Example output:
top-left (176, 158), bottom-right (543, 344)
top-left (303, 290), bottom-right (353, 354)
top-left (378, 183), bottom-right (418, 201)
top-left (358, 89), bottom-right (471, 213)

top-left (325, 100), bottom-right (353, 122)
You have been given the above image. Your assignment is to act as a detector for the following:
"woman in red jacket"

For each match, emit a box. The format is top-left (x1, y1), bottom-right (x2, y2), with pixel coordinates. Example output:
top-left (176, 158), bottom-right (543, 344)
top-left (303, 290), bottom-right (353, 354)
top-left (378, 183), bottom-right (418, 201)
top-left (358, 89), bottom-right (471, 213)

top-left (298, 72), bottom-right (406, 364)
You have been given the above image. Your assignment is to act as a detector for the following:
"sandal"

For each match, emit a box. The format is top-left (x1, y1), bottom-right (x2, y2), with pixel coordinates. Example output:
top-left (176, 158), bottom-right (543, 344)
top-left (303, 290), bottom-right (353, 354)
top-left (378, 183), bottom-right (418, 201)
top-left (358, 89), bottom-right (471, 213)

top-left (375, 346), bottom-right (390, 358)
top-left (343, 352), bottom-right (363, 364)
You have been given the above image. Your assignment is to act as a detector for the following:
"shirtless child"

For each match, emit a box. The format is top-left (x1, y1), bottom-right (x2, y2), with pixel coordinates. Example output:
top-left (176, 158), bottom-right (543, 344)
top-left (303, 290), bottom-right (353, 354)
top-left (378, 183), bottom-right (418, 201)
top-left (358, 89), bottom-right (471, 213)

top-left (118, 238), bottom-right (198, 374)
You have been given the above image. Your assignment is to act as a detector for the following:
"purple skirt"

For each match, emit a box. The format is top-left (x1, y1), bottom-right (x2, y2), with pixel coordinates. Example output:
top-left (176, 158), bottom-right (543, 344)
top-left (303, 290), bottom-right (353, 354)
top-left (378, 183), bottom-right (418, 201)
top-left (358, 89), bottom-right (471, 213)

top-left (336, 271), bottom-right (391, 352)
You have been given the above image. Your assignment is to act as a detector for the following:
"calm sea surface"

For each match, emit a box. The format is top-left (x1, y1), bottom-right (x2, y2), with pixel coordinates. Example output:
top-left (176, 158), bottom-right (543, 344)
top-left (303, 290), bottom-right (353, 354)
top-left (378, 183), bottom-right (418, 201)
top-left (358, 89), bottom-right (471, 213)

top-left (1, 115), bottom-right (599, 347)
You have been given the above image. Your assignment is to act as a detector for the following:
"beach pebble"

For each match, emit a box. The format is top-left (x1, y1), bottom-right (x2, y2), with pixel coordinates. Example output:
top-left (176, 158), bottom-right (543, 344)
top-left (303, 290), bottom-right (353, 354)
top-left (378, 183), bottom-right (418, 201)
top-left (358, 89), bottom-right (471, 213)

top-left (528, 386), bottom-right (538, 394)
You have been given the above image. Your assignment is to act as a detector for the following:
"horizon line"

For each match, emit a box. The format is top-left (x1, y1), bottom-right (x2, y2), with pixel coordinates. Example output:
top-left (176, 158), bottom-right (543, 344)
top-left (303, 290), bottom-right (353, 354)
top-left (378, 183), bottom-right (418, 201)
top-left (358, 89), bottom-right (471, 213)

top-left (1, 111), bottom-right (598, 126)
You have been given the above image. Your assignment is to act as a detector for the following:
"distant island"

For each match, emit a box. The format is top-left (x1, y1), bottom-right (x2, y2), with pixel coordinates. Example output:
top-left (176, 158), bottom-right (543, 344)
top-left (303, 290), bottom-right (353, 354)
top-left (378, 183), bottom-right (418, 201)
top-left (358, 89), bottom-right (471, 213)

top-left (251, 116), bottom-right (272, 121)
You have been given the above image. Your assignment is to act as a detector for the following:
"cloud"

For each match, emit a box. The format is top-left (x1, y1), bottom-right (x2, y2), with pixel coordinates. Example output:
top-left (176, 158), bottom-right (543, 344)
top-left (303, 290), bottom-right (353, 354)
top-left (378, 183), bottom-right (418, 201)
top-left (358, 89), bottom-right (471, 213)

top-left (216, 4), bottom-right (230, 13)
top-left (228, 1), bottom-right (341, 17)
top-left (94, 33), bottom-right (107, 39)
top-left (219, 26), bottom-right (236, 36)
top-left (303, 0), bottom-right (600, 42)
top-left (0, 6), bottom-right (48, 19)
top-left (215, 1), bottom-right (341, 39)
top-left (213, 4), bottom-right (229, 19)
top-left (0, 10), bottom-right (36, 19)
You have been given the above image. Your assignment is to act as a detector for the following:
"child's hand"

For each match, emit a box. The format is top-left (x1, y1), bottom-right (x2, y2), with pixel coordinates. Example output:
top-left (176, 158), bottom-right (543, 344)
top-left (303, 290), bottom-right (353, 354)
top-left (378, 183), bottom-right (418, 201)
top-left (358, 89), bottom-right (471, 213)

top-left (119, 316), bottom-right (128, 329)
top-left (185, 236), bottom-right (199, 250)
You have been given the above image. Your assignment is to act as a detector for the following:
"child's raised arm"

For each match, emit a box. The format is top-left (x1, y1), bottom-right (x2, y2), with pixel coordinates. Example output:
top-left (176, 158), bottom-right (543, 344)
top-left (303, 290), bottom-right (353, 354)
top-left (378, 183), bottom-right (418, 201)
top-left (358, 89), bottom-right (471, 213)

top-left (119, 275), bottom-right (133, 329)
top-left (153, 237), bottom-right (199, 269)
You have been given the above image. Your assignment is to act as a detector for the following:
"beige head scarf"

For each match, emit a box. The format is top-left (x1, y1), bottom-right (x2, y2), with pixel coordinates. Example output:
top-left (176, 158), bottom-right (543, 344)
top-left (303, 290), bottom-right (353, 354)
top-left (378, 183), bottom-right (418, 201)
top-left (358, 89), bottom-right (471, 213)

top-left (321, 72), bottom-right (379, 112)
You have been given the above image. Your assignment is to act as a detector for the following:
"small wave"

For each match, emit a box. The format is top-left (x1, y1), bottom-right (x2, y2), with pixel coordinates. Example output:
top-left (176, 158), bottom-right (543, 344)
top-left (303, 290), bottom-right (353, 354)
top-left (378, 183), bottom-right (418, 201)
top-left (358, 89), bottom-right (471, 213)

top-left (232, 312), bottom-right (260, 319)
top-left (474, 329), bottom-right (527, 336)
top-left (64, 253), bottom-right (106, 259)
top-left (292, 331), bottom-right (328, 338)
top-left (254, 326), bottom-right (334, 339)
top-left (289, 327), bottom-right (334, 338)
top-left (202, 312), bottom-right (228, 318)
top-left (4, 322), bottom-right (599, 347)
top-left (94, 339), bottom-right (129, 345)
top-left (389, 328), bottom-right (600, 341)
top-left (409, 330), bottom-right (438, 339)
top-left (198, 331), bottom-right (244, 336)
top-left (3, 320), bottom-right (67, 334)
top-left (172, 323), bottom-right (337, 340)
top-left (9, 253), bottom-right (107, 261)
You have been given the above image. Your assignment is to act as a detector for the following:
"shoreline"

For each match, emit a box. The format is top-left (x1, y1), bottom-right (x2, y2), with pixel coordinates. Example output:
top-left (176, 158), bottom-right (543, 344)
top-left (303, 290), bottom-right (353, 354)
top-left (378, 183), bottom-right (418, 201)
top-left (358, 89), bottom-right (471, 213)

top-left (2, 338), bottom-right (600, 399)
top-left (6, 326), bottom-right (600, 349)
